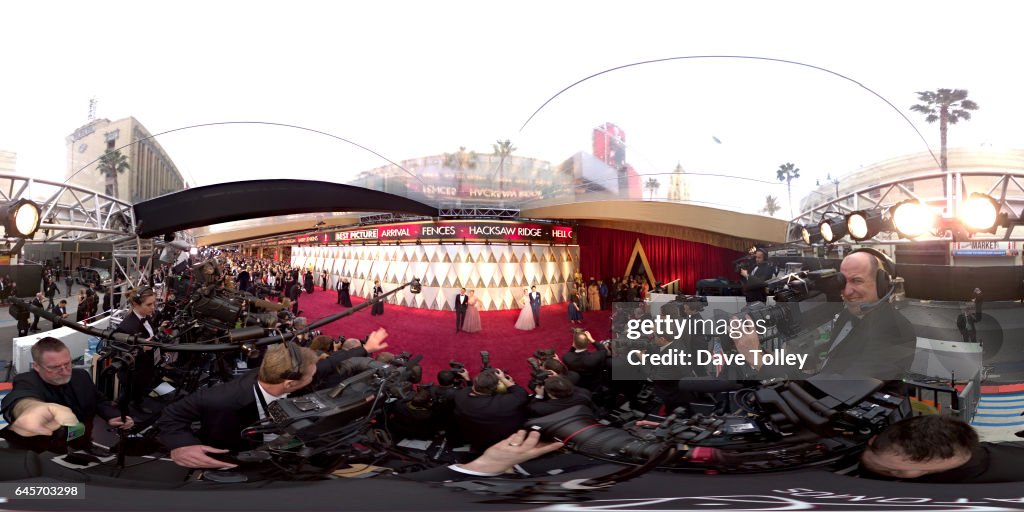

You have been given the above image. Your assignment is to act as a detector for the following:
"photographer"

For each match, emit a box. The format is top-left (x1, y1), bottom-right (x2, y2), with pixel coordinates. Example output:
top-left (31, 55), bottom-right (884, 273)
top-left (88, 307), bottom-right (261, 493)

top-left (1, 338), bottom-right (134, 453)
top-left (388, 388), bottom-right (441, 441)
top-left (739, 248), bottom-right (775, 303)
top-left (527, 375), bottom-right (595, 418)
top-left (454, 368), bottom-right (528, 452)
top-left (562, 330), bottom-right (609, 392)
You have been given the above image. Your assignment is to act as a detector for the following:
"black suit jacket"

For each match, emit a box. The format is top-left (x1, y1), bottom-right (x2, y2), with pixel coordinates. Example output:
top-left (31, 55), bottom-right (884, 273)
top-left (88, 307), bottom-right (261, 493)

top-left (156, 371), bottom-right (261, 452)
top-left (1, 369), bottom-right (120, 452)
top-left (818, 303), bottom-right (916, 379)
top-left (454, 386), bottom-right (528, 450)
top-left (562, 345), bottom-right (609, 391)
top-left (742, 263), bottom-right (775, 303)
top-left (157, 350), bottom-right (374, 452)
top-left (455, 294), bottom-right (468, 312)
top-left (526, 388), bottom-right (594, 418)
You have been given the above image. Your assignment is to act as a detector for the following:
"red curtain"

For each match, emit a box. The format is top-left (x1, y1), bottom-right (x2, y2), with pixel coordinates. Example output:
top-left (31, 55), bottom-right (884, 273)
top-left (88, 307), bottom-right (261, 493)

top-left (577, 225), bottom-right (743, 293)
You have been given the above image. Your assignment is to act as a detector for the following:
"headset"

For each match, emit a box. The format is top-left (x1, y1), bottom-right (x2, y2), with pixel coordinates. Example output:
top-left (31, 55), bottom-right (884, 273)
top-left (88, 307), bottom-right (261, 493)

top-left (130, 286), bottom-right (155, 305)
top-left (279, 342), bottom-right (304, 381)
top-left (847, 247), bottom-right (896, 311)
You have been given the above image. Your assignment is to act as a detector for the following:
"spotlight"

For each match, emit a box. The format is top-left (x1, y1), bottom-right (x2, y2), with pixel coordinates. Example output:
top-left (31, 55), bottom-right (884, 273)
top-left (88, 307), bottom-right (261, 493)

top-left (818, 217), bottom-right (848, 243)
top-left (0, 199), bottom-right (41, 238)
top-left (891, 200), bottom-right (937, 239)
top-left (846, 209), bottom-right (885, 241)
top-left (960, 193), bottom-right (1002, 233)
top-left (800, 224), bottom-right (822, 245)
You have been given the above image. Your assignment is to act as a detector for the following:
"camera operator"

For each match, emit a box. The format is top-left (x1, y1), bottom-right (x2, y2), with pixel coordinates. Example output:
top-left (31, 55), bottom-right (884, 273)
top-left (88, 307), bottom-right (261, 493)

top-left (733, 249), bottom-right (916, 380)
top-left (156, 329), bottom-right (390, 469)
top-left (1, 338), bottom-right (134, 453)
top-left (739, 248), bottom-right (775, 303)
top-left (859, 415), bottom-right (1024, 483)
top-left (562, 330), bottom-right (609, 392)
top-left (114, 287), bottom-right (162, 414)
top-left (527, 375), bottom-right (595, 418)
top-left (454, 368), bottom-right (528, 452)
top-left (429, 367), bottom-right (469, 441)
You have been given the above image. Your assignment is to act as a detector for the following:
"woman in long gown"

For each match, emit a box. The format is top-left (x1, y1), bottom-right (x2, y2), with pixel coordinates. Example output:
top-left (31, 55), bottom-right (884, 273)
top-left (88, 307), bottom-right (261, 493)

top-left (587, 279), bottom-right (601, 311)
top-left (514, 288), bottom-right (536, 330)
top-left (371, 279), bottom-right (385, 316)
top-left (568, 293), bottom-right (583, 325)
top-left (339, 277), bottom-right (353, 307)
top-left (463, 289), bottom-right (482, 333)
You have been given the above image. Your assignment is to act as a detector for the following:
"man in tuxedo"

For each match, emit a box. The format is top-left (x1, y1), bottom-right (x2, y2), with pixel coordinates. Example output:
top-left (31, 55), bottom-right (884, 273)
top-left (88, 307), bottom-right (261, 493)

top-left (454, 288), bottom-right (469, 333)
top-left (528, 286), bottom-right (542, 327)
top-left (156, 329), bottom-right (390, 469)
top-left (43, 278), bottom-right (58, 308)
top-left (49, 300), bottom-right (68, 330)
top-left (29, 292), bottom-right (45, 332)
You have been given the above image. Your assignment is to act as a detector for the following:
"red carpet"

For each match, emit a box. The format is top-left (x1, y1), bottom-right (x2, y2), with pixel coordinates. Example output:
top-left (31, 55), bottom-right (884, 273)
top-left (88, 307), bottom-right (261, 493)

top-left (294, 289), bottom-right (613, 386)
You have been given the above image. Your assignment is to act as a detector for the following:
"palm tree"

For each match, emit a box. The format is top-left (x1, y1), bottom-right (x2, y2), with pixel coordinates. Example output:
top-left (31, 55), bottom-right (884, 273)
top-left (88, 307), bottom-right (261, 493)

top-left (492, 139), bottom-right (516, 206)
top-left (443, 146), bottom-right (478, 171)
top-left (97, 149), bottom-right (130, 199)
top-left (776, 162), bottom-right (800, 218)
top-left (761, 195), bottom-right (781, 216)
top-left (492, 139), bottom-right (516, 159)
top-left (644, 177), bottom-right (660, 200)
top-left (910, 89), bottom-right (979, 197)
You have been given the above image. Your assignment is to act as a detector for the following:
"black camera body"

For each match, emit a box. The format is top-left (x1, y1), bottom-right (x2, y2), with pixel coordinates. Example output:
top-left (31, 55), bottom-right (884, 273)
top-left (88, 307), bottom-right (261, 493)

top-left (527, 376), bottom-right (910, 473)
top-left (733, 254), bottom-right (756, 273)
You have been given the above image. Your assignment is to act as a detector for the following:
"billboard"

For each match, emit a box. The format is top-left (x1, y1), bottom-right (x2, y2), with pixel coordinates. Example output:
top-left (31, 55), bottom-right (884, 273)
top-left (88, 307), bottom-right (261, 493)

top-left (263, 220), bottom-right (574, 246)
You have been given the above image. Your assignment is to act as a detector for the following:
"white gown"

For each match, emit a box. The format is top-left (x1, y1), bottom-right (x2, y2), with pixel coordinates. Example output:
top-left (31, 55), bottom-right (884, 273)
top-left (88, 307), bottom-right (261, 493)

top-left (514, 296), bottom-right (536, 330)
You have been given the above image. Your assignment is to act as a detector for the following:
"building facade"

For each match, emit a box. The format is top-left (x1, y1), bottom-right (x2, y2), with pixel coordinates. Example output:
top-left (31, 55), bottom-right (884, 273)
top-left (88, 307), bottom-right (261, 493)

top-left (65, 117), bottom-right (186, 203)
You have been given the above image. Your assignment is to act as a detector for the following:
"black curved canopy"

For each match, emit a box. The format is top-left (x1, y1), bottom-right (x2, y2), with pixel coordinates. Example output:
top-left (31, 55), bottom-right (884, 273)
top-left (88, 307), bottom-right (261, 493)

top-left (132, 180), bottom-right (436, 239)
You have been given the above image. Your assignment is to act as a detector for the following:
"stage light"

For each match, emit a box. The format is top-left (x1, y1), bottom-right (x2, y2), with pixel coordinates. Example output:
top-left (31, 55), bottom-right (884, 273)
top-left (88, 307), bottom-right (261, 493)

top-left (818, 217), bottom-right (848, 243)
top-left (960, 193), bottom-right (1002, 233)
top-left (800, 224), bottom-right (822, 245)
top-left (845, 209), bottom-right (885, 241)
top-left (0, 199), bottom-right (41, 238)
top-left (891, 200), bottom-right (937, 238)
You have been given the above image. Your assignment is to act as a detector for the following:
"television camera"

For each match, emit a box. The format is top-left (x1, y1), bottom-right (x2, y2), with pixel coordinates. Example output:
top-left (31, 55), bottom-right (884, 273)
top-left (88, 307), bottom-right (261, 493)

top-left (241, 356), bottom-right (423, 478)
top-left (528, 375), bottom-right (910, 474)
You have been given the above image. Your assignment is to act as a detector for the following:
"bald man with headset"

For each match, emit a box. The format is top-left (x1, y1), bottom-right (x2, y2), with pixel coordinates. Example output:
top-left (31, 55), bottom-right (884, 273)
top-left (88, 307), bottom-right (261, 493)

top-left (735, 248), bottom-right (917, 380)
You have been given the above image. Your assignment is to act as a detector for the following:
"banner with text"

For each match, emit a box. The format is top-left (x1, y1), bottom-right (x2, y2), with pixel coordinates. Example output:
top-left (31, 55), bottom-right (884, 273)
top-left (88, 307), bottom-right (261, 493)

top-left (265, 221), bottom-right (574, 246)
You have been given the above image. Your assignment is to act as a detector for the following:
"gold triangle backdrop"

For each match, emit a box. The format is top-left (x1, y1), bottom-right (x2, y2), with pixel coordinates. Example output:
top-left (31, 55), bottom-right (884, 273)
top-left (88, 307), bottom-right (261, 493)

top-left (292, 244), bottom-right (579, 311)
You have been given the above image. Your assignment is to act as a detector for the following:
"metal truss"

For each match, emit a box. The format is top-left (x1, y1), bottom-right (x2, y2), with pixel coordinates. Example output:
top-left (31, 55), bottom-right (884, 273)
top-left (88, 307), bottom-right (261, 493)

top-left (0, 172), bottom-right (137, 243)
top-left (789, 170), bottom-right (1024, 244)
top-left (437, 205), bottom-right (521, 219)
top-left (358, 212), bottom-right (431, 225)
top-left (2, 173), bottom-right (193, 287)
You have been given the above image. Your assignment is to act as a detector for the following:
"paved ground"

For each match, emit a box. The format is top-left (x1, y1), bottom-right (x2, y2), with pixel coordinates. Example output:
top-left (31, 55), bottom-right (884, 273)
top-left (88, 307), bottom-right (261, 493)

top-left (0, 280), bottom-right (106, 373)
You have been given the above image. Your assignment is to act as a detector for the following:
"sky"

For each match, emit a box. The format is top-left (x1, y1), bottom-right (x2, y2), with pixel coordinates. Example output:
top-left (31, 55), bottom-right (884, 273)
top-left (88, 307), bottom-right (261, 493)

top-left (2, 1), bottom-right (1022, 218)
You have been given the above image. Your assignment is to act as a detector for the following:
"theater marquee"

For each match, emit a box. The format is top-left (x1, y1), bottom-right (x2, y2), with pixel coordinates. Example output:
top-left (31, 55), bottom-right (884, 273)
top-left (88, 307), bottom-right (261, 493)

top-left (266, 221), bottom-right (574, 246)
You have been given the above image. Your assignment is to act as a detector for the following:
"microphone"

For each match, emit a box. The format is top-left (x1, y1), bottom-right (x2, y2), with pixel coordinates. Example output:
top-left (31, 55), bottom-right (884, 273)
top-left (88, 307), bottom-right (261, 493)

top-left (852, 287), bottom-right (893, 315)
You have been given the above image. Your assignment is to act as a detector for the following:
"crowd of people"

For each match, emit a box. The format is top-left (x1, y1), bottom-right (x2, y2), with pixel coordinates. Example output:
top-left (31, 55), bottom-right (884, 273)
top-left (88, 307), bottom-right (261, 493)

top-left (1, 251), bottom-right (1021, 486)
